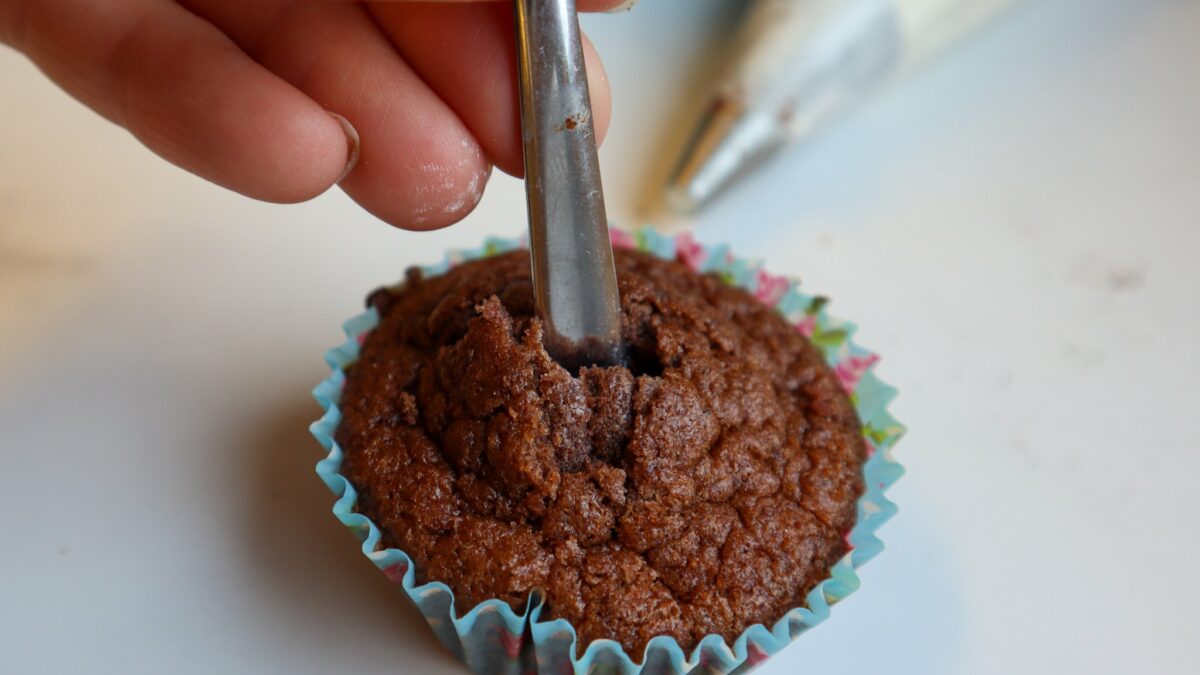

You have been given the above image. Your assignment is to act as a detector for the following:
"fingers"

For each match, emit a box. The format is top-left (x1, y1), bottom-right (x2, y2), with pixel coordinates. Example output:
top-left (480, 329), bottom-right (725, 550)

top-left (6, 0), bottom-right (352, 203)
top-left (361, 0), bottom-right (634, 11)
top-left (368, 1), bottom-right (612, 177)
top-left (249, 3), bottom-right (491, 230)
top-left (5, 0), bottom-right (621, 229)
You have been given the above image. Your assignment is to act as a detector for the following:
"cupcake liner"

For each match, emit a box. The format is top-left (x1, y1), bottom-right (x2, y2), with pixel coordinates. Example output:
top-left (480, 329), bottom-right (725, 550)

top-left (310, 228), bottom-right (905, 674)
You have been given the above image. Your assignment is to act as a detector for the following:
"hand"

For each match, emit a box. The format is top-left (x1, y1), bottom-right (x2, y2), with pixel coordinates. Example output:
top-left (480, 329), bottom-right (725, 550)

top-left (0, 0), bottom-right (631, 229)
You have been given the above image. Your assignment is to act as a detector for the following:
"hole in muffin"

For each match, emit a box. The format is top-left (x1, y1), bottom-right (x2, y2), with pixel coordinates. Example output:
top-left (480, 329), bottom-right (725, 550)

top-left (623, 340), bottom-right (664, 378)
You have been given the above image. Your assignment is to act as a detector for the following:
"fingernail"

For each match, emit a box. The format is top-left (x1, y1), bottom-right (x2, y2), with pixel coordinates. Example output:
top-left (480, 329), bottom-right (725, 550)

top-left (330, 112), bottom-right (360, 184)
top-left (606, 0), bottom-right (639, 12)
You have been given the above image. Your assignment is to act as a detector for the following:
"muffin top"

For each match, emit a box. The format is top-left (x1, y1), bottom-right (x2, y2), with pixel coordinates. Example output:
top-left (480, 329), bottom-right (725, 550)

top-left (336, 248), bottom-right (866, 655)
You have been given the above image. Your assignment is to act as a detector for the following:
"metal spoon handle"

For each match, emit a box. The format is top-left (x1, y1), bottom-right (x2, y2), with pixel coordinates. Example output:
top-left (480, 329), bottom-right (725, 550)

top-left (514, 0), bottom-right (623, 370)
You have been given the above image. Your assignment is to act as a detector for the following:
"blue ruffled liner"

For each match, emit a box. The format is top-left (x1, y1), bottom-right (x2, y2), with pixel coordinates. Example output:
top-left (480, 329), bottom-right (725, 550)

top-left (309, 229), bottom-right (905, 674)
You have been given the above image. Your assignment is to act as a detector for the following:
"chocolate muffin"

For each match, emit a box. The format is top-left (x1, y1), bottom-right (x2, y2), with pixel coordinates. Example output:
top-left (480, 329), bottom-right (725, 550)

top-left (335, 248), bottom-right (866, 655)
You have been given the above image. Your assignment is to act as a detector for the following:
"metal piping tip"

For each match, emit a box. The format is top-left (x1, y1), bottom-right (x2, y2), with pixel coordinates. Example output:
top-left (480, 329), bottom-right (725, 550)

top-left (666, 95), bottom-right (789, 213)
top-left (663, 183), bottom-right (701, 215)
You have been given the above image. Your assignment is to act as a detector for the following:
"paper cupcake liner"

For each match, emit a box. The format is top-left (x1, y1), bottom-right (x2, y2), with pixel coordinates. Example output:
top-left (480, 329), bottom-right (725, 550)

top-left (310, 228), bottom-right (905, 674)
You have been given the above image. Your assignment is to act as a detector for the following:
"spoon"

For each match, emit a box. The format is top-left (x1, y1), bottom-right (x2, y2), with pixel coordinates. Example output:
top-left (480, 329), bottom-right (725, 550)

top-left (514, 0), bottom-right (624, 371)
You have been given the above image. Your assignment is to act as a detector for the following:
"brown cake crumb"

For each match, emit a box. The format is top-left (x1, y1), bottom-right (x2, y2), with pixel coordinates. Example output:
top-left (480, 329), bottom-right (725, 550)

top-left (336, 249), bottom-right (866, 655)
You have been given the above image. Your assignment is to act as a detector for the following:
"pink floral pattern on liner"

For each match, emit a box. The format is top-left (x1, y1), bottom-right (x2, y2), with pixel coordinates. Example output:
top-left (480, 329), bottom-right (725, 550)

top-left (675, 232), bottom-right (707, 272)
top-left (499, 630), bottom-right (525, 658)
top-left (609, 227), bottom-right (637, 250)
top-left (835, 354), bottom-right (881, 393)
top-left (795, 315), bottom-right (817, 338)
top-left (746, 643), bottom-right (770, 666)
top-left (382, 562), bottom-right (408, 584)
top-left (755, 269), bottom-right (790, 306)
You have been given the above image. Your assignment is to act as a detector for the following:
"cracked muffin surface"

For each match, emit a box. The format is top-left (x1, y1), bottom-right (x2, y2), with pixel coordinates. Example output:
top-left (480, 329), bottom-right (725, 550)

top-left (336, 248), bottom-right (866, 654)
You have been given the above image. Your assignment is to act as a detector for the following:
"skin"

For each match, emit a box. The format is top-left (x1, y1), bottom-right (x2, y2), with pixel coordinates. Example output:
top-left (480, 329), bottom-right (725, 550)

top-left (0, 0), bottom-right (628, 230)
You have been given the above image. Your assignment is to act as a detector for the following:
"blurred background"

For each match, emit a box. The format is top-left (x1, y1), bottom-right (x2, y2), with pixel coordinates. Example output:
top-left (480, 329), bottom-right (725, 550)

top-left (1, 0), bottom-right (1197, 673)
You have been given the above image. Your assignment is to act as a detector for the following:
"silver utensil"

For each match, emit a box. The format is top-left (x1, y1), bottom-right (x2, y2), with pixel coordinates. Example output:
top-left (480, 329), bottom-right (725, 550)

top-left (514, 0), bottom-right (624, 370)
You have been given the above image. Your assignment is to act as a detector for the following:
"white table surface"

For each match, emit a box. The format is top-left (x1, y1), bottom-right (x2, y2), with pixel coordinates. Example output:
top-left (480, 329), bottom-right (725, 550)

top-left (2, 0), bottom-right (1198, 673)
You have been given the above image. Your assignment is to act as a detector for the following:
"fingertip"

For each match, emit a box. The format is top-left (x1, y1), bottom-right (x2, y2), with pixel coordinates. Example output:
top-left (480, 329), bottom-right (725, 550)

top-left (402, 157), bottom-right (492, 231)
top-left (243, 108), bottom-right (353, 204)
top-left (581, 32), bottom-right (611, 147)
top-left (344, 137), bottom-right (493, 232)
top-left (253, 3), bottom-right (496, 229)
